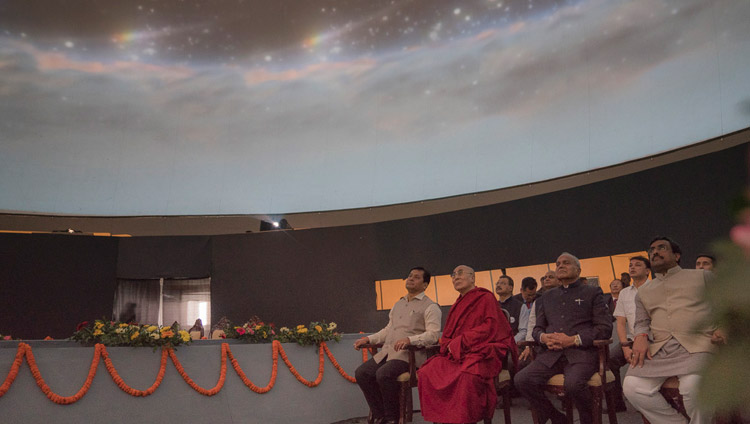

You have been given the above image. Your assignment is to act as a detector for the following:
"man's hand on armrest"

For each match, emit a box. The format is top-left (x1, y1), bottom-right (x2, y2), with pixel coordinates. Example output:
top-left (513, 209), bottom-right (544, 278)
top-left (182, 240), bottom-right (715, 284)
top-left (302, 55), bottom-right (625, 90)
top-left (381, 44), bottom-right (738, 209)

top-left (394, 337), bottom-right (411, 351)
top-left (353, 336), bottom-right (370, 350)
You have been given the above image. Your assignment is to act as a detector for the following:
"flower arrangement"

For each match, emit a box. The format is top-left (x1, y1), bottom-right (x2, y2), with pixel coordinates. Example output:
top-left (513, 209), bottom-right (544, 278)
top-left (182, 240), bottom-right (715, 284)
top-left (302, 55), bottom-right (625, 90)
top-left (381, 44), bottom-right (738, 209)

top-left (274, 321), bottom-right (341, 346)
top-left (223, 316), bottom-right (276, 343)
top-left (69, 320), bottom-right (192, 349)
top-left (0, 333), bottom-right (12, 341)
top-left (220, 316), bottom-right (341, 346)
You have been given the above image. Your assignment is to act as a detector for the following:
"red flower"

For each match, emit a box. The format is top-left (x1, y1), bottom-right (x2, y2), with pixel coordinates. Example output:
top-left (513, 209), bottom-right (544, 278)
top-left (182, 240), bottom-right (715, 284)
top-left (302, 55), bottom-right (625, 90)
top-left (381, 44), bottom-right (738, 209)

top-left (76, 321), bottom-right (89, 331)
top-left (236, 327), bottom-right (246, 335)
top-left (220, 334), bottom-right (226, 339)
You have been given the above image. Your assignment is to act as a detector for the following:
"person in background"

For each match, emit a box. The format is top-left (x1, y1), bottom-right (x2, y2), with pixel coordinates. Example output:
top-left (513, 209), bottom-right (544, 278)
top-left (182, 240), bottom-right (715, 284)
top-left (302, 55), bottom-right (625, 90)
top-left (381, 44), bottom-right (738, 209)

top-left (496, 274), bottom-right (523, 336)
top-left (695, 254), bottom-right (716, 271)
top-left (605, 279), bottom-right (624, 318)
top-left (188, 318), bottom-right (204, 339)
top-left (620, 272), bottom-right (632, 287)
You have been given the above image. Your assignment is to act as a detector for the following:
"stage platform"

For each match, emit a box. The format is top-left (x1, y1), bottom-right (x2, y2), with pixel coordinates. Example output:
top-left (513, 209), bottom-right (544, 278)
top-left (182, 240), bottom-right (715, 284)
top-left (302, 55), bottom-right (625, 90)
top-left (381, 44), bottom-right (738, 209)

top-left (0, 334), bottom-right (372, 424)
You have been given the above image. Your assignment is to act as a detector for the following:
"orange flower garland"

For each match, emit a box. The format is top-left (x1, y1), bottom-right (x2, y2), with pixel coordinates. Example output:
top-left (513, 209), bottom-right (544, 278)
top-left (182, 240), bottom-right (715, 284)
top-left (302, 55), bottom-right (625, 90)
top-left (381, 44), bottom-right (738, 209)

top-left (169, 345), bottom-right (226, 396)
top-left (277, 342), bottom-right (325, 387)
top-left (101, 344), bottom-right (167, 397)
top-left (227, 341), bottom-right (278, 393)
top-left (322, 342), bottom-right (357, 383)
top-left (0, 340), bottom-right (367, 404)
top-left (25, 342), bottom-right (101, 404)
top-left (0, 343), bottom-right (25, 397)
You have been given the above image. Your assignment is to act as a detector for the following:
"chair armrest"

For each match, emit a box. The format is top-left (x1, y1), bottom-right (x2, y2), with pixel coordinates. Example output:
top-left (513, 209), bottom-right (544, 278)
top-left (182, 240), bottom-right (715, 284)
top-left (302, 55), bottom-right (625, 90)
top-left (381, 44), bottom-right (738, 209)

top-left (402, 344), bottom-right (440, 386)
top-left (593, 339), bottom-right (613, 347)
top-left (359, 343), bottom-right (384, 349)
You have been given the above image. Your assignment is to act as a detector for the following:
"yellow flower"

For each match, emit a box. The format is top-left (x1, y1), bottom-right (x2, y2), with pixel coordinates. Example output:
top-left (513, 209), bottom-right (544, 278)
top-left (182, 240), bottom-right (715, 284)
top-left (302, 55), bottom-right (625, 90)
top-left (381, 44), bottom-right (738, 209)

top-left (297, 328), bottom-right (308, 334)
top-left (328, 322), bottom-right (337, 331)
top-left (118, 323), bottom-right (129, 328)
top-left (296, 324), bottom-right (305, 330)
top-left (234, 326), bottom-right (241, 330)
top-left (146, 325), bottom-right (158, 332)
top-left (255, 325), bottom-right (262, 330)
top-left (262, 331), bottom-right (267, 338)
top-left (315, 325), bottom-right (323, 332)
top-left (280, 327), bottom-right (290, 333)
top-left (130, 331), bottom-right (140, 340)
top-left (150, 333), bottom-right (160, 339)
top-left (94, 321), bottom-right (104, 329)
top-left (115, 327), bottom-right (126, 334)
top-left (179, 330), bottom-right (190, 342)
top-left (93, 329), bottom-right (103, 336)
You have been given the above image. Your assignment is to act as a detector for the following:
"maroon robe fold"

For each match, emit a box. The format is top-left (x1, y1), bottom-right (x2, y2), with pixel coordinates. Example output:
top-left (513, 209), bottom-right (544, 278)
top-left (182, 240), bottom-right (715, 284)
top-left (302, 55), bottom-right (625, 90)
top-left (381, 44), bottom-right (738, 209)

top-left (417, 287), bottom-right (514, 423)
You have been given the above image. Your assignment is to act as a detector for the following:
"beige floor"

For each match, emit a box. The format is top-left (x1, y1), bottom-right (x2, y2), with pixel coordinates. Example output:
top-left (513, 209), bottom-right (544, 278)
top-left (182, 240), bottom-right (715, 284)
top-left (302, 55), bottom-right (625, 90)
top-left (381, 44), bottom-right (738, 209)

top-left (334, 395), bottom-right (646, 423)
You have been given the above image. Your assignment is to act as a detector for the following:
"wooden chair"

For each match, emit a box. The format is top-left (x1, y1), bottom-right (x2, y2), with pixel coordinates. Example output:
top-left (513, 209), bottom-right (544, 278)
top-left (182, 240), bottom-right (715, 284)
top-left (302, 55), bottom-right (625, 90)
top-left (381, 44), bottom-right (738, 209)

top-left (519, 339), bottom-right (619, 424)
top-left (362, 342), bottom-right (513, 424)
top-left (622, 341), bottom-right (742, 424)
top-left (495, 340), bottom-right (518, 424)
top-left (360, 343), bottom-right (439, 424)
top-left (495, 308), bottom-right (518, 424)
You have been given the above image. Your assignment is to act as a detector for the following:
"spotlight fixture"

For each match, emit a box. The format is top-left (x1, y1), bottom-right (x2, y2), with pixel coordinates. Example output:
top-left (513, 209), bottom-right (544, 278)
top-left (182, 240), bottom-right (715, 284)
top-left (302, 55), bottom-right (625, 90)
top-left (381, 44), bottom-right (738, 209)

top-left (259, 218), bottom-right (293, 231)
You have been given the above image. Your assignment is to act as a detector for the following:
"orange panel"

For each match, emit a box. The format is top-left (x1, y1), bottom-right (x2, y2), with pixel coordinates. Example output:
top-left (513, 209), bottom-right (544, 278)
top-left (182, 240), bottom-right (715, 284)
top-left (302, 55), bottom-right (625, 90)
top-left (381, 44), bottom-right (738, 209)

top-left (504, 264), bottom-right (550, 295)
top-left (434, 274), bottom-right (459, 306)
top-left (579, 257), bottom-right (615, 293)
top-left (475, 270), bottom-right (493, 293)
top-left (379, 278), bottom-right (406, 310)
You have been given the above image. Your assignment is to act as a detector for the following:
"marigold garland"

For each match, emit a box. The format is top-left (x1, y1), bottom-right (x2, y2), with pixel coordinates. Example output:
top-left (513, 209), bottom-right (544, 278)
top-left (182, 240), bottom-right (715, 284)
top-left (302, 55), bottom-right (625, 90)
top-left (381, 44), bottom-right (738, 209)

top-left (25, 342), bottom-right (101, 404)
top-left (0, 340), bottom-right (367, 404)
top-left (101, 344), bottom-right (167, 397)
top-left (169, 345), bottom-right (226, 396)
top-left (227, 341), bottom-right (278, 393)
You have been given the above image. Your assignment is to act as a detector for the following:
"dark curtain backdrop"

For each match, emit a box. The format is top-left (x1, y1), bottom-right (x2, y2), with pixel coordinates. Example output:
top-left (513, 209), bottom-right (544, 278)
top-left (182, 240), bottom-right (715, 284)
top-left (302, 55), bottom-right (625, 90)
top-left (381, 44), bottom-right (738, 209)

top-left (0, 234), bottom-right (118, 339)
top-left (0, 143), bottom-right (747, 338)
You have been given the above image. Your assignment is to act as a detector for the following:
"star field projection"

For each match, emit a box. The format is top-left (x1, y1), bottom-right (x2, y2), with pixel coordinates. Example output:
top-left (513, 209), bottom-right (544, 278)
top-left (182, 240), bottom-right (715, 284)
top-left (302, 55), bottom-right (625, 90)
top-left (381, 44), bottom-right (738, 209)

top-left (1, 0), bottom-right (572, 67)
top-left (1, 0), bottom-right (749, 216)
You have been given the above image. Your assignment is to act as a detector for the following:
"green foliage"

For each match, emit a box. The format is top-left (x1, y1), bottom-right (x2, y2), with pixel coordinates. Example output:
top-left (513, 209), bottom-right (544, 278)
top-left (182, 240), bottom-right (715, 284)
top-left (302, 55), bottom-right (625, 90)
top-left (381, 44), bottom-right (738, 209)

top-left (699, 240), bottom-right (750, 414)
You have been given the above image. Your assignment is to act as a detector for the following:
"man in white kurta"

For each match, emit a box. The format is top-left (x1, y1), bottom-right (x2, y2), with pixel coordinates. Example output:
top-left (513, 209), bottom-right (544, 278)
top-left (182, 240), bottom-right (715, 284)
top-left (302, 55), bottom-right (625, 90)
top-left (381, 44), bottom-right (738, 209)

top-left (623, 237), bottom-right (723, 424)
top-left (354, 267), bottom-right (441, 424)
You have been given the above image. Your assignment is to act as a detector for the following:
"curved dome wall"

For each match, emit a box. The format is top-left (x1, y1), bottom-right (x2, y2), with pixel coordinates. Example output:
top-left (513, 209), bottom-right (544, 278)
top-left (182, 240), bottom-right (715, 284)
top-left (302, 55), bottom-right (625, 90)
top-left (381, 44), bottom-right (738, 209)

top-left (1, 0), bottom-right (749, 215)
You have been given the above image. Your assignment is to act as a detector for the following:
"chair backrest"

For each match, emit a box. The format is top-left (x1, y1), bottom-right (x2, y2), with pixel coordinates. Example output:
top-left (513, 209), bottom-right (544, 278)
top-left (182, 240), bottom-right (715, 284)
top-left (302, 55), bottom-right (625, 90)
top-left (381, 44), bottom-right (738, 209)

top-left (211, 329), bottom-right (225, 339)
top-left (189, 330), bottom-right (201, 340)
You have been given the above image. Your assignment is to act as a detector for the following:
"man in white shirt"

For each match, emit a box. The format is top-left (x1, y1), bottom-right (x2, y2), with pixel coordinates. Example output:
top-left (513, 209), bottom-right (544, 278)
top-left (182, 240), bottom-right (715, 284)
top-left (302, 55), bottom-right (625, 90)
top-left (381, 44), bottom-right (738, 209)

top-left (609, 255), bottom-right (651, 412)
top-left (354, 267), bottom-right (442, 424)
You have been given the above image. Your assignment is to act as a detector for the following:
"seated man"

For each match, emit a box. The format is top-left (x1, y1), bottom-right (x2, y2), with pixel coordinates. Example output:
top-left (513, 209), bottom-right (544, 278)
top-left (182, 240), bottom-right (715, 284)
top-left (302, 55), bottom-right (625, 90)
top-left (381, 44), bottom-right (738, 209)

top-left (417, 265), bottom-right (514, 424)
top-left (514, 253), bottom-right (612, 424)
top-left (624, 237), bottom-right (722, 424)
top-left (354, 267), bottom-right (441, 424)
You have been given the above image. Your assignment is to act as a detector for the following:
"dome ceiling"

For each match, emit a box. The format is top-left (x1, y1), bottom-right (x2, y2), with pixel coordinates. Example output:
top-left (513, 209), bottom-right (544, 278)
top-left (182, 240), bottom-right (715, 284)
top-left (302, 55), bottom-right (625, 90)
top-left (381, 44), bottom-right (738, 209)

top-left (1, 0), bottom-right (749, 215)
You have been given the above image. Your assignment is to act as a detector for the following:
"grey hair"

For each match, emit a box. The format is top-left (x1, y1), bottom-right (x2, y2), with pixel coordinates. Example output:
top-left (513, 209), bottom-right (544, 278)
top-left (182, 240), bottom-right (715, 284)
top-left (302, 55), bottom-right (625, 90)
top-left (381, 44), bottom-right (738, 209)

top-left (559, 252), bottom-right (581, 269)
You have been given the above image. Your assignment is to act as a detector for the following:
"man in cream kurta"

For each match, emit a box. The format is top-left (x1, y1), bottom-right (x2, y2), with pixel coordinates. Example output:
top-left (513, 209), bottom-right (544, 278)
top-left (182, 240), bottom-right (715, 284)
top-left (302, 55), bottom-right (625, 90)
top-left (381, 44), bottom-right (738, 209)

top-left (623, 237), bottom-right (723, 424)
top-left (354, 267), bottom-right (441, 424)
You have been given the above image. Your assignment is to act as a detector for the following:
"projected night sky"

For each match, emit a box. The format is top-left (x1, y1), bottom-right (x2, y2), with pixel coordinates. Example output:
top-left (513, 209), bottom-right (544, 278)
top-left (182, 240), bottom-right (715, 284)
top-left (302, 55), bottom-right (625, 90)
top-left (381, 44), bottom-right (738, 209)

top-left (1, 0), bottom-right (749, 215)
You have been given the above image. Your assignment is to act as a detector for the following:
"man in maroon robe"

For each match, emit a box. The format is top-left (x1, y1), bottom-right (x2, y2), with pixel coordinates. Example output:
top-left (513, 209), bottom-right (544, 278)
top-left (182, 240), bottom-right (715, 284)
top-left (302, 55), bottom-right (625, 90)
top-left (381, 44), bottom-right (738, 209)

top-left (417, 265), bottom-right (515, 423)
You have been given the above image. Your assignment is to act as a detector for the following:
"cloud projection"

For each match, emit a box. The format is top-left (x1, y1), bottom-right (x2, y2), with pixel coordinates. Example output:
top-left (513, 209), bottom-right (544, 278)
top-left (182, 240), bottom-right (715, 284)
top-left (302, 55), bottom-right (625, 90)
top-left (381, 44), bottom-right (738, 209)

top-left (1, 0), bottom-right (749, 215)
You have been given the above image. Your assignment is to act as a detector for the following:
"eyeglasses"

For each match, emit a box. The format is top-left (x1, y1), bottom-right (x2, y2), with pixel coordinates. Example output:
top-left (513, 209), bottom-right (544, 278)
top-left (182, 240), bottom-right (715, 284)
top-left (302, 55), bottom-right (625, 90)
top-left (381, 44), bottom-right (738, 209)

top-left (648, 243), bottom-right (671, 254)
top-left (451, 270), bottom-right (474, 278)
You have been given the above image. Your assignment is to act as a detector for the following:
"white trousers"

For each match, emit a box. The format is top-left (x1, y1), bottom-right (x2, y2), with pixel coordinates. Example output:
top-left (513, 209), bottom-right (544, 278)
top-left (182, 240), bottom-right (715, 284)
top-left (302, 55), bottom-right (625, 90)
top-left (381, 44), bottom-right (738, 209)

top-left (623, 374), bottom-right (709, 424)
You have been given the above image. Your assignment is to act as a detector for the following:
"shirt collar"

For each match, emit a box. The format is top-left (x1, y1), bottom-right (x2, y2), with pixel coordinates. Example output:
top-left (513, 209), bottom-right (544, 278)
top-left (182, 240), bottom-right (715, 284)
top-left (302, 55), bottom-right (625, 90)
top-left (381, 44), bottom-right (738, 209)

top-left (562, 278), bottom-right (583, 289)
top-left (403, 291), bottom-right (427, 301)
top-left (655, 265), bottom-right (682, 280)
